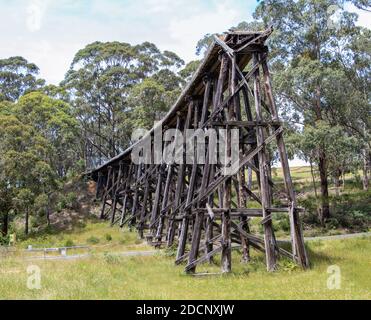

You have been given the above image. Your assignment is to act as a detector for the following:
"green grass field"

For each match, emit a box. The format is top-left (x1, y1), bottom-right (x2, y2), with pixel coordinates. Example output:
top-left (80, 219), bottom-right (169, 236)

top-left (0, 166), bottom-right (369, 300)
top-left (0, 224), bottom-right (370, 299)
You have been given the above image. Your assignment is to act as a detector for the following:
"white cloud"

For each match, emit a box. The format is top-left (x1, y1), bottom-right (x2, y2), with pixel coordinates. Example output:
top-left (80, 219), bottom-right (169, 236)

top-left (26, 0), bottom-right (49, 32)
top-left (344, 3), bottom-right (371, 29)
top-left (167, 0), bottom-right (251, 61)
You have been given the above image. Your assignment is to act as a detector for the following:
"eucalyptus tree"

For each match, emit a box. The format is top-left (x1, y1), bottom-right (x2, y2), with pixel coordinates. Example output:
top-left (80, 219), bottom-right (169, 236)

top-left (179, 60), bottom-right (201, 84)
top-left (0, 56), bottom-right (45, 102)
top-left (254, 0), bottom-right (370, 221)
top-left (63, 41), bottom-right (184, 168)
top-left (0, 92), bottom-right (78, 235)
top-left (14, 92), bottom-right (79, 178)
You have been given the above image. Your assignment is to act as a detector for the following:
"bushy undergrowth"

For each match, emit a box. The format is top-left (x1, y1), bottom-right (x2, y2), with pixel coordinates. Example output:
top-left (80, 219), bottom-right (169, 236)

top-left (56, 192), bottom-right (79, 212)
top-left (299, 190), bottom-right (370, 232)
top-left (0, 234), bottom-right (9, 245)
top-left (87, 236), bottom-right (100, 244)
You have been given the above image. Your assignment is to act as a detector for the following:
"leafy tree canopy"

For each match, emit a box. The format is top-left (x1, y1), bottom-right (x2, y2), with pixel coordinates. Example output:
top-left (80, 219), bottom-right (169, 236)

top-left (0, 56), bottom-right (45, 102)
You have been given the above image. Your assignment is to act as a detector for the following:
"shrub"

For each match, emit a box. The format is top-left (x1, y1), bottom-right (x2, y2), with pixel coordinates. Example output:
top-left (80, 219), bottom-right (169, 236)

top-left (65, 192), bottom-right (79, 210)
top-left (278, 217), bottom-right (291, 232)
top-left (163, 244), bottom-right (177, 257)
top-left (0, 234), bottom-right (10, 245)
top-left (64, 239), bottom-right (75, 247)
top-left (103, 252), bottom-right (121, 264)
top-left (56, 192), bottom-right (79, 211)
top-left (279, 259), bottom-right (298, 272)
top-left (105, 234), bottom-right (112, 241)
top-left (325, 218), bottom-right (340, 230)
top-left (56, 195), bottom-right (67, 212)
top-left (87, 236), bottom-right (100, 244)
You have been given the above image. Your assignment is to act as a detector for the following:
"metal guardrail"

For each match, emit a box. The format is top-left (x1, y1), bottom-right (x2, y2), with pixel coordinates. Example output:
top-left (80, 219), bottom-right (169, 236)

top-left (25, 245), bottom-right (90, 252)
top-left (25, 245), bottom-right (91, 259)
top-left (0, 245), bottom-right (91, 259)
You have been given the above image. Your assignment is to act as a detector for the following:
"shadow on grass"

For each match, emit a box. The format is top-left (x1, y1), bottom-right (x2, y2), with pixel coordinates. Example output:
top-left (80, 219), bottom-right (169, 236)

top-left (278, 241), bottom-right (341, 269)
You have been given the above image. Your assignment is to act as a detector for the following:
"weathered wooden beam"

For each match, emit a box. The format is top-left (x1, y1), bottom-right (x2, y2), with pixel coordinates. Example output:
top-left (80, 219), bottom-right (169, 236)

top-left (261, 57), bottom-right (309, 269)
top-left (100, 166), bottom-right (113, 219)
top-left (210, 120), bottom-right (282, 127)
top-left (177, 101), bottom-right (199, 259)
top-left (253, 52), bottom-right (277, 272)
top-left (149, 165), bottom-right (164, 233)
top-left (110, 161), bottom-right (123, 225)
top-left (167, 106), bottom-right (193, 247)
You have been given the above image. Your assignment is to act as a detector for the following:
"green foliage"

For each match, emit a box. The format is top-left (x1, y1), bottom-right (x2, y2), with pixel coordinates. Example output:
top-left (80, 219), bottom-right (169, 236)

top-left (289, 122), bottom-right (362, 171)
top-left (277, 216), bottom-right (291, 232)
top-left (64, 239), bottom-right (75, 247)
top-left (300, 189), bottom-right (370, 231)
top-left (34, 194), bottom-right (49, 216)
top-left (0, 56), bottom-right (45, 102)
top-left (0, 92), bottom-right (78, 235)
top-left (278, 259), bottom-right (298, 272)
top-left (179, 60), bottom-right (200, 83)
top-left (87, 236), bottom-right (100, 244)
top-left (0, 233), bottom-right (10, 245)
top-left (62, 41), bottom-right (185, 167)
top-left (254, 0), bottom-right (370, 219)
top-left (162, 244), bottom-right (178, 257)
top-left (105, 234), bottom-right (112, 241)
top-left (65, 192), bottom-right (79, 210)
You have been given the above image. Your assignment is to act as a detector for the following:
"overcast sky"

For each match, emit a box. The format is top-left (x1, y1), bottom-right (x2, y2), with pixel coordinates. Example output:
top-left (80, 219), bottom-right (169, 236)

top-left (0, 0), bottom-right (369, 85)
top-left (0, 0), bottom-right (255, 84)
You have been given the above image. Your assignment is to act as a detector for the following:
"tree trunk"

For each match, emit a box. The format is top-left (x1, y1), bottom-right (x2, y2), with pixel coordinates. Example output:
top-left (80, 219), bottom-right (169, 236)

top-left (362, 150), bottom-right (369, 191)
top-left (46, 194), bottom-right (51, 226)
top-left (341, 168), bottom-right (346, 192)
top-left (314, 84), bottom-right (330, 224)
top-left (310, 160), bottom-right (322, 218)
top-left (1, 212), bottom-right (9, 236)
top-left (318, 150), bottom-right (330, 224)
top-left (334, 167), bottom-right (341, 197)
top-left (25, 207), bottom-right (29, 235)
top-left (310, 160), bottom-right (318, 198)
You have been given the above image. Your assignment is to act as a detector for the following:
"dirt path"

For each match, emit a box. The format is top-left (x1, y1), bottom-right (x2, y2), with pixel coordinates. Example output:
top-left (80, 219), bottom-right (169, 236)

top-left (278, 232), bottom-right (371, 243)
top-left (24, 250), bottom-right (157, 261)
top-left (2, 232), bottom-right (371, 261)
top-left (9, 232), bottom-right (370, 262)
top-left (303, 232), bottom-right (370, 241)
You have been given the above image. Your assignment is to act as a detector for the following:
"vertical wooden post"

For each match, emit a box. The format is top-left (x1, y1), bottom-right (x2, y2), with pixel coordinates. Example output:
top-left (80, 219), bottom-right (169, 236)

top-left (130, 164), bottom-right (141, 227)
top-left (167, 107), bottom-right (193, 247)
top-left (111, 161), bottom-right (123, 225)
top-left (139, 172), bottom-right (151, 238)
top-left (253, 52), bottom-right (277, 272)
top-left (221, 54), bottom-right (233, 273)
top-left (95, 172), bottom-right (103, 199)
top-left (261, 57), bottom-right (309, 268)
top-left (155, 166), bottom-right (173, 244)
top-left (232, 54), bottom-right (251, 263)
top-left (176, 101), bottom-right (199, 259)
top-left (100, 166), bottom-right (112, 219)
top-left (150, 165), bottom-right (164, 234)
top-left (120, 164), bottom-right (133, 227)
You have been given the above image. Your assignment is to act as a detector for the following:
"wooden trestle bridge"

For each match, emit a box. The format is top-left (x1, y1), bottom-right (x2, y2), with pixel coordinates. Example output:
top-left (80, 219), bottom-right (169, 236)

top-left (88, 28), bottom-right (310, 273)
